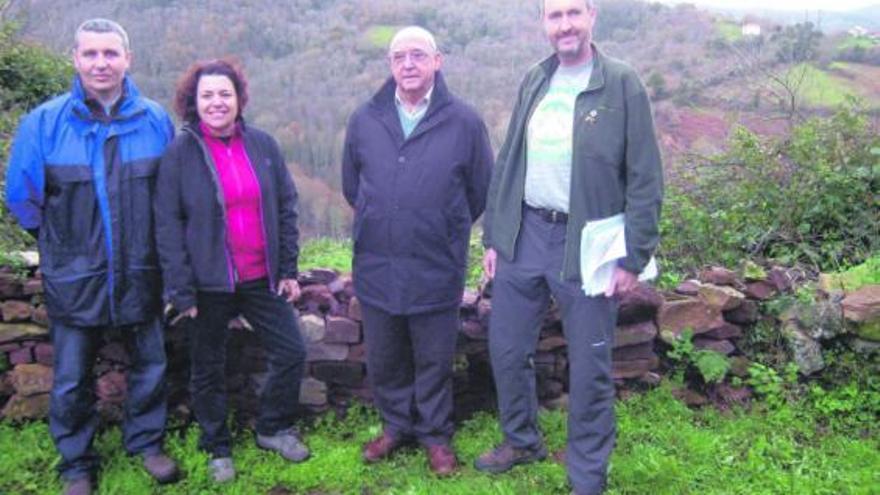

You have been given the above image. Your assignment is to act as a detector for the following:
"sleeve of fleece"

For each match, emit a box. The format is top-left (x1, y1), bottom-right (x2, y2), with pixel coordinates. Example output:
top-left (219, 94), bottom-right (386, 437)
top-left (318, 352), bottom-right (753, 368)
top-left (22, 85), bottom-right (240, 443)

top-left (341, 114), bottom-right (360, 208)
top-left (154, 139), bottom-right (197, 311)
top-left (620, 75), bottom-right (664, 274)
top-left (465, 113), bottom-right (494, 222)
top-left (482, 75), bottom-right (527, 248)
top-left (271, 135), bottom-right (300, 280)
top-left (5, 113), bottom-right (46, 230)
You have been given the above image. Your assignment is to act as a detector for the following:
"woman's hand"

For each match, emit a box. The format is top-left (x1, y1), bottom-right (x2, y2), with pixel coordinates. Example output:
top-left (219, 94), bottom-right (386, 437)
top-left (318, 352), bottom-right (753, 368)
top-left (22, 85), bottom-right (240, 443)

top-left (277, 278), bottom-right (301, 303)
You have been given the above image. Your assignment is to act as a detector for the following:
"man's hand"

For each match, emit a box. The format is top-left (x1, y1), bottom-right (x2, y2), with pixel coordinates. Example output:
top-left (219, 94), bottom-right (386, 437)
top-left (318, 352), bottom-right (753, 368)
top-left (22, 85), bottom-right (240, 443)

top-left (605, 267), bottom-right (638, 298)
top-left (277, 278), bottom-right (301, 303)
top-left (483, 248), bottom-right (498, 280)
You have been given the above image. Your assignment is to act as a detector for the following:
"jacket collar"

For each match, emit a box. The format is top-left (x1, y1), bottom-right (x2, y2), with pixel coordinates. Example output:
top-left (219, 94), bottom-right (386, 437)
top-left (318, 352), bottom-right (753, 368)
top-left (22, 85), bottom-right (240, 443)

top-left (537, 43), bottom-right (606, 93)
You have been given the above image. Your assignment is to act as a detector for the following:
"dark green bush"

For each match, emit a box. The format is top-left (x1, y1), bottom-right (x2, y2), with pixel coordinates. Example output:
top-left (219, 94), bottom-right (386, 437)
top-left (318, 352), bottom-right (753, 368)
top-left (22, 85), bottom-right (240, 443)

top-left (0, 22), bottom-right (73, 256)
top-left (660, 103), bottom-right (880, 274)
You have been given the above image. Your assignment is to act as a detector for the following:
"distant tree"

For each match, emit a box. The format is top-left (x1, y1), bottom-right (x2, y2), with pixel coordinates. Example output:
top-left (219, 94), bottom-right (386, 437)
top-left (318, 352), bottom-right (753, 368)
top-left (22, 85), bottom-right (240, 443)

top-left (773, 22), bottom-right (822, 63)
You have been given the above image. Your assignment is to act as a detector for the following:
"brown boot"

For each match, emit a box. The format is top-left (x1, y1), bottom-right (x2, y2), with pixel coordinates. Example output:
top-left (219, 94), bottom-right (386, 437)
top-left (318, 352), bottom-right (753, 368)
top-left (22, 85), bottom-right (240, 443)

top-left (473, 441), bottom-right (548, 473)
top-left (362, 431), bottom-right (404, 463)
top-left (425, 444), bottom-right (458, 476)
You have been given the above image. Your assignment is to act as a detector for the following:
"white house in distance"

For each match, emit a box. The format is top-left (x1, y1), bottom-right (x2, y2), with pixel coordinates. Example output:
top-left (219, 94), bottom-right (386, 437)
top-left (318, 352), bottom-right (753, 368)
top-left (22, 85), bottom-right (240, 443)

top-left (742, 22), bottom-right (761, 37)
top-left (848, 25), bottom-right (868, 37)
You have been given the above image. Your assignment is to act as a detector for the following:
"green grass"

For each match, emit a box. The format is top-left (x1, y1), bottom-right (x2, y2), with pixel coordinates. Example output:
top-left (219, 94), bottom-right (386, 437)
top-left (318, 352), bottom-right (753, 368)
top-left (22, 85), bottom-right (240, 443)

top-left (715, 21), bottom-right (742, 43)
top-left (2, 386), bottom-right (877, 494)
top-left (363, 25), bottom-right (398, 49)
top-left (298, 238), bottom-right (352, 273)
top-left (788, 63), bottom-right (860, 108)
top-left (822, 253), bottom-right (880, 292)
top-left (837, 36), bottom-right (878, 51)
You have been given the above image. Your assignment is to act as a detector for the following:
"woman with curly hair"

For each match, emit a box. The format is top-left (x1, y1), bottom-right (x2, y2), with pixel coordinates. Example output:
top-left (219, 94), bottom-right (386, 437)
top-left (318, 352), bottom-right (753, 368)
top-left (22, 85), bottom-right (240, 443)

top-left (155, 58), bottom-right (308, 483)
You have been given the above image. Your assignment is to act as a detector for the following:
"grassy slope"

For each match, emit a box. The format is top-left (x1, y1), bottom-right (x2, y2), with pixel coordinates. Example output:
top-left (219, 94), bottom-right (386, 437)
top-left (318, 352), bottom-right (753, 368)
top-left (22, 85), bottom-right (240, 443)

top-left (1, 385), bottom-right (876, 494)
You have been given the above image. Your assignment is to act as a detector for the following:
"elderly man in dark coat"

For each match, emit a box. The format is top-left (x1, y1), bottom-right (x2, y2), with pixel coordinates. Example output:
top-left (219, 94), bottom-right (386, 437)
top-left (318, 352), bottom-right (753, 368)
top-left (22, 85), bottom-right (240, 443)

top-left (342, 25), bottom-right (493, 476)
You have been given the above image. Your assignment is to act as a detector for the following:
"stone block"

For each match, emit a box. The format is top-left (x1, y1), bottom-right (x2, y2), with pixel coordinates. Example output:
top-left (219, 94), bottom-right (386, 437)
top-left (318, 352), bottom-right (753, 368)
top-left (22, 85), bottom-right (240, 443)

top-left (1, 300), bottom-right (33, 322)
top-left (10, 363), bottom-right (53, 396)
top-left (299, 377), bottom-right (328, 407)
top-left (31, 305), bottom-right (50, 327)
top-left (698, 284), bottom-right (745, 311)
top-left (1, 393), bottom-right (49, 421)
top-left (22, 279), bottom-right (44, 296)
top-left (348, 296), bottom-right (363, 321)
top-left (614, 321), bottom-right (658, 348)
top-left (298, 269), bottom-right (339, 286)
top-left (841, 285), bottom-right (880, 324)
top-left (612, 356), bottom-right (660, 380)
top-left (538, 335), bottom-right (567, 352)
top-left (744, 281), bottom-right (777, 301)
top-left (612, 342), bottom-right (656, 362)
top-left (703, 322), bottom-right (743, 340)
top-left (300, 284), bottom-right (338, 313)
top-left (311, 361), bottom-right (365, 387)
top-left (783, 323), bottom-right (824, 375)
top-left (299, 313), bottom-right (326, 343)
top-left (305, 341), bottom-right (348, 362)
top-left (675, 279), bottom-right (702, 296)
top-left (0, 273), bottom-right (23, 299)
top-left (461, 290), bottom-right (479, 309)
top-left (0, 323), bottom-right (48, 344)
top-left (9, 347), bottom-right (32, 365)
top-left (461, 319), bottom-right (487, 341)
top-left (33, 343), bottom-right (53, 366)
top-left (324, 316), bottom-right (361, 344)
top-left (348, 343), bottom-right (367, 363)
top-left (692, 337), bottom-right (736, 356)
top-left (699, 266), bottom-right (738, 286)
top-left (658, 298), bottom-right (724, 341)
top-left (723, 300), bottom-right (759, 325)
top-left (96, 371), bottom-right (127, 404)
top-left (617, 284), bottom-right (664, 325)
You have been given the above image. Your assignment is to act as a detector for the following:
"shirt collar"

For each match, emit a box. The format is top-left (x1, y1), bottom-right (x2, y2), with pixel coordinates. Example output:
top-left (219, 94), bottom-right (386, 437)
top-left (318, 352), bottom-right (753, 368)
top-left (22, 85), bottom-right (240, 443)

top-left (395, 85), bottom-right (434, 116)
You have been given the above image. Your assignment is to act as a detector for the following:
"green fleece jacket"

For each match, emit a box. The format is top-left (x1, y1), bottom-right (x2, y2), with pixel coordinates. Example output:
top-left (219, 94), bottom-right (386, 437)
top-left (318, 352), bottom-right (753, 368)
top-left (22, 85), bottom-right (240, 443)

top-left (483, 46), bottom-right (663, 281)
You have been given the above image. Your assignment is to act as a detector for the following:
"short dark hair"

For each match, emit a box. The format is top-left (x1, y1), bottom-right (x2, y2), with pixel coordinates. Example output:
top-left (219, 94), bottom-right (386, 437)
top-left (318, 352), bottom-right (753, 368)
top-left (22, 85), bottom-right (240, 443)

top-left (173, 58), bottom-right (249, 124)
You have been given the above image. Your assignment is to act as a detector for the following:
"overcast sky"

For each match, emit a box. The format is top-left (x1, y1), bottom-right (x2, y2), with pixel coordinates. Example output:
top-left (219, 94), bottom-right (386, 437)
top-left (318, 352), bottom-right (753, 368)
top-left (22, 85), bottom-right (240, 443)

top-left (661, 0), bottom-right (878, 11)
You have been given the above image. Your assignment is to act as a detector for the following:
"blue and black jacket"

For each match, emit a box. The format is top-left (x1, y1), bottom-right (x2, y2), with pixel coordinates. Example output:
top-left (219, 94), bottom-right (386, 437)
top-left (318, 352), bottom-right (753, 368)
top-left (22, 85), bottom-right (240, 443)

top-left (5, 76), bottom-right (174, 327)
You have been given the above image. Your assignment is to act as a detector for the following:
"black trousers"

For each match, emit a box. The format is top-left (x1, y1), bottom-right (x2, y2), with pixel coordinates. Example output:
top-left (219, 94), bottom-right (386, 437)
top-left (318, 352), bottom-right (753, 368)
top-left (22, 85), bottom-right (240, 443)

top-left (361, 303), bottom-right (460, 446)
top-left (189, 279), bottom-right (306, 457)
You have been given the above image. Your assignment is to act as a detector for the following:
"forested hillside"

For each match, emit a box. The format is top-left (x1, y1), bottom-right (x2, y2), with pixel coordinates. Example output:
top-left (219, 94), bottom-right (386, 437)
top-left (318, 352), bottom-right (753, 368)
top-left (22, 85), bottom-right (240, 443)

top-left (4, 0), bottom-right (879, 237)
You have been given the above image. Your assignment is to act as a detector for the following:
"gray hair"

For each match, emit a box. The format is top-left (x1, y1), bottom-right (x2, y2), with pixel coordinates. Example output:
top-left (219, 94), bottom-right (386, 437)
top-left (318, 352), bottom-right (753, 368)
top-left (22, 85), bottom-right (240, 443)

top-left (539, 0), bottom-right (595, 16)
top-left (388, 26), bottom-right (438, 54)
top-left (74, 18), bottom-right (130, 51)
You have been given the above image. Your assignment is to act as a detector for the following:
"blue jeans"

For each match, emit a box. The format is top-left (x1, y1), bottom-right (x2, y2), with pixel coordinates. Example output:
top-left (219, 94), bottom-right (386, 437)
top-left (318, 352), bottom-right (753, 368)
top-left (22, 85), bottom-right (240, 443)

top-left (189, 279), bottom-right (307, 457)
top-left (49, 318), bottom-right (168, 482)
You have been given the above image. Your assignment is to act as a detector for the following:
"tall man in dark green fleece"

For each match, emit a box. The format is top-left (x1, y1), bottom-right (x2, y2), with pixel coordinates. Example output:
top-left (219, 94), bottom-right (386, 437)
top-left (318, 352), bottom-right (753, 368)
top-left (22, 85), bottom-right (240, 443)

top-left (475, 1), bottom-right (663, 493)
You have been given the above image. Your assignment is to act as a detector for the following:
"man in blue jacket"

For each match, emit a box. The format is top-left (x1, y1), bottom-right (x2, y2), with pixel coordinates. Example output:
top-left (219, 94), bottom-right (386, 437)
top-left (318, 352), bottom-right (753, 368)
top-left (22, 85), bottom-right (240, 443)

top-left (342, 26), bottom-right (493, 476)
top-left (5, 19), bottom-right (179, 495)
top-left (476, 1), bottom-right (663, 494)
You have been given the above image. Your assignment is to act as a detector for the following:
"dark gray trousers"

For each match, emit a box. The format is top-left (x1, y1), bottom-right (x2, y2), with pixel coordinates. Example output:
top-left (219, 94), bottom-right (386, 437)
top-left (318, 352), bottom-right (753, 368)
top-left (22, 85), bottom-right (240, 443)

top-left (489, 207), bottom-right (617, 494)
top-left (361, 303), bottom-right (459, 446)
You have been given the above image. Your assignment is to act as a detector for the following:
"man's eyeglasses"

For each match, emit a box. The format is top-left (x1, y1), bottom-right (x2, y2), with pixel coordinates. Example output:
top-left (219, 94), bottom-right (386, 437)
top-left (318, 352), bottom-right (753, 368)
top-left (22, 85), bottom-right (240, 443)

top-left (389, 50), bottom-right (432, 66)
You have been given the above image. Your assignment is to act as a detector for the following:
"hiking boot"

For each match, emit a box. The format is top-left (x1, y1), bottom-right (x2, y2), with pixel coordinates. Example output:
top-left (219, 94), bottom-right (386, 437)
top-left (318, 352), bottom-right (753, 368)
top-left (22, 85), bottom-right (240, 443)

top-left (256, 428), bottom-right (310, 462)
top-left (63, 478), bottom-right (92, 495)
top-left (362, 430), bottom-right (406, 463)
top-left (473, 441), bottom-right (548, 473)
top-left (209, 457), bottom-right (236, 483)
top-left (425, 444), bottom-right (458, 476)
top-left (142, 452), bottom-right (180, 484)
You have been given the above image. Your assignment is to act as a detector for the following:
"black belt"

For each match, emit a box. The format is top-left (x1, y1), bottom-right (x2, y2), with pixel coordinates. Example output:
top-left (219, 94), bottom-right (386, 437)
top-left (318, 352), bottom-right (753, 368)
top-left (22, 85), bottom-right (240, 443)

top-left (524, 203), bottom-right (568, 224)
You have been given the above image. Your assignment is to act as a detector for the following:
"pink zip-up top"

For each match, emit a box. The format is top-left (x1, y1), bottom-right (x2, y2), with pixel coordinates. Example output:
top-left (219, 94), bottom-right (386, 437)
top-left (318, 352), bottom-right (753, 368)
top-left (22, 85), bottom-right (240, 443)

top-left (200, 122), bottom-right (268, 283)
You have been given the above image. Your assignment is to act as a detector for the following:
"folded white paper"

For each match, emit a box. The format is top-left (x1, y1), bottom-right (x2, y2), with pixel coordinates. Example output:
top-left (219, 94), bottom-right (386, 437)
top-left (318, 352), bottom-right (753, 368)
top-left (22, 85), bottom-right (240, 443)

top-left (580, 213), bottom-right (657, 296)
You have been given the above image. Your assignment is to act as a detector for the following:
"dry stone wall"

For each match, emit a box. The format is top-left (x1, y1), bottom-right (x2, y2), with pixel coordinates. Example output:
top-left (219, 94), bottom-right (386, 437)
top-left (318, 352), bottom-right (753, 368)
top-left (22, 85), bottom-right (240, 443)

top-left (2, 260), bottom-right (878, 423)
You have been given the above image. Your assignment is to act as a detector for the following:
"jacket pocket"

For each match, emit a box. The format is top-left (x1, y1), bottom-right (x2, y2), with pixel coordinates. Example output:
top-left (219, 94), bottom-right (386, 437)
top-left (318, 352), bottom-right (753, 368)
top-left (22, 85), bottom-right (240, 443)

top-left (579, 105), bottom-right (625, 168)
top-left (124, 158), bottom-right (160, 264)
top-left (43, 165), bottom-right (102, 258)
